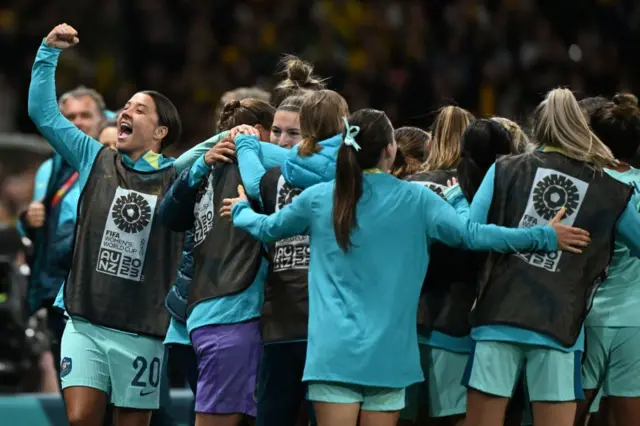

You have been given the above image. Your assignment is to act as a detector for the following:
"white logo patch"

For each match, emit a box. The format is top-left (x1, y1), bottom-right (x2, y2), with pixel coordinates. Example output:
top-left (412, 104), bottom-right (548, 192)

top-left (193, 172), bottom-right (215, 246)
top-left (412, 180), bottom-right (447, 199)
top-left (273, 175), bottom-right (309, 271)
top-left (96, 187), bottom-right (157, 281)
top-left (516, 168), bottom-right (588, 272)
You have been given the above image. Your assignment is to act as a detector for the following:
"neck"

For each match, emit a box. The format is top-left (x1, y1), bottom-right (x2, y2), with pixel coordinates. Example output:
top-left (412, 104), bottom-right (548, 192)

top-left (377, 157), bottom-right (392, 173)
top-left (613, 159), bottom-right (631, 172)
top-left (125, 145), bottom-right (161, 163)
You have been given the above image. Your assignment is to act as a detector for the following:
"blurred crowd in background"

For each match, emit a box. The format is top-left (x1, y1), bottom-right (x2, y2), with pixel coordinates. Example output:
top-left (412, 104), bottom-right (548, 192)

top-left (1, 0), bottom-right (639, 222)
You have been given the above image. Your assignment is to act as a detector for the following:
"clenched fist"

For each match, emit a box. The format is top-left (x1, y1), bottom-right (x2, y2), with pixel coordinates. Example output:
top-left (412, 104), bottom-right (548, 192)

top-left (25, 201), bottom-right (46, 228)
top-left (45, 23), bottom-right (79, 49)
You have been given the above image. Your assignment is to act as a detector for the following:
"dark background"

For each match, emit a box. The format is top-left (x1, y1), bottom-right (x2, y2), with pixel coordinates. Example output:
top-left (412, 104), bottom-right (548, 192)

top-left (0, 0), bottom-right (638, 218)
top-left (2, 0), bottom-right (638, 147)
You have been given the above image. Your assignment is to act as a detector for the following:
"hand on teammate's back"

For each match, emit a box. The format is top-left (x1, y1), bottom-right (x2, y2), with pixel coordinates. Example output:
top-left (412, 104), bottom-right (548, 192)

top-left (204, 141), bottom-right (236, 166)
top-left (45, 24), bottom-right (79, 49)
top-left (219, 185), bottom-right (248, 217)
top-left (549, 207), bottom-right (591, 254)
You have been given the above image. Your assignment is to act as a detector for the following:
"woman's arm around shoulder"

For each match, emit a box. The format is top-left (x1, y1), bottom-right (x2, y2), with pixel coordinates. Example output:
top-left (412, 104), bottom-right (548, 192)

top-left (226, 183), bottom-right (319, 243)
top-left (173, 131), bottom-right (230, 173)
top-left (419, 184), bottom-right (590, 254)
top-left (235, 134), bottom-right (268, 204)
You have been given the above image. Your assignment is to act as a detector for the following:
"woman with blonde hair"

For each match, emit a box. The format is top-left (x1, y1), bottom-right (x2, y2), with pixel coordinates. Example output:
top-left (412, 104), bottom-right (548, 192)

top-left (490, 117), bottom-right (533, 153)
top-left (399, 106), bottom-right (474, 426)
top-left (458, 88), bottom-right (640, 426)
top-left (423, 105), bottom-right (475, 172)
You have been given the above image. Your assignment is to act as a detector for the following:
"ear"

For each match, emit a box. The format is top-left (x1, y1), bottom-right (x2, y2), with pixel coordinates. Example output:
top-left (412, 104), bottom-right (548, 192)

top-left (384, 143), bottom-right (393, 159)
top-left (254, 124), bottom-right (266, 134)
top-left (154, 125), bottom-right (168, 142)
top-left (254, 124), bottom-right (269, 141)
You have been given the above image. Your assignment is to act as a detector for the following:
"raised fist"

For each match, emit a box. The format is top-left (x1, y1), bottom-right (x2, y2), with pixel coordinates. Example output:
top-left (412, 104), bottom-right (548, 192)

top-left (45, 24), bottom-right (79, 49)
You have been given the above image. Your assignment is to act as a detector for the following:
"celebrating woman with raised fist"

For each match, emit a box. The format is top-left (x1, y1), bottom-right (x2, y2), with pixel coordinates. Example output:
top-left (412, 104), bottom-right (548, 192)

top-left (28, 24), bottom-right (221, 426)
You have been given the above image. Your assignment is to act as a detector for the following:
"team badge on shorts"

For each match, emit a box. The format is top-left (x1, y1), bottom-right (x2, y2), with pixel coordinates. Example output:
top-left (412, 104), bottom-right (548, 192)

top-left (60, 357), bottom-right (72, 377)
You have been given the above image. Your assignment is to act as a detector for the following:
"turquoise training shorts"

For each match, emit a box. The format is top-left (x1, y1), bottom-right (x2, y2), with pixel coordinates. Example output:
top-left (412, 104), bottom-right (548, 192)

top-left (307, 381), bottom-right (405, 412)
top-left (583, 326), bottom-right (640, 399)
top-left (60, 317), bottom-right (165, 409)
top-left (401, 345), bottom-right (467, 420)
top-left (463, 340), bottom-right (583, 402)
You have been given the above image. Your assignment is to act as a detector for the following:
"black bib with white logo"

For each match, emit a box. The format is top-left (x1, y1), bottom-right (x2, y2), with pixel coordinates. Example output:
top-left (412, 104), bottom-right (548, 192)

top-left (189, 162), bottom-right (264, 313)
top-left (259, 167), bottom-right (310, 342)
top-left (65, 148), bottom-right (184, 337)
top-left (406, 169), bottom-right (477, 338)
top-left (474, 152), bottom-right (632, 346)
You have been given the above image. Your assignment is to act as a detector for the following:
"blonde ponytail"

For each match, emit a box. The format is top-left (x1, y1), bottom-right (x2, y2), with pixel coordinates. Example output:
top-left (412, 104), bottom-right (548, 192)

top-left (534, 88), bottom-right (617, 169)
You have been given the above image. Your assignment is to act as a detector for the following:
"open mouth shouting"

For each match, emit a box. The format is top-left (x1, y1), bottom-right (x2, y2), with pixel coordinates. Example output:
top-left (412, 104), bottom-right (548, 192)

top-left (118, 121), bottom-right (133, 142)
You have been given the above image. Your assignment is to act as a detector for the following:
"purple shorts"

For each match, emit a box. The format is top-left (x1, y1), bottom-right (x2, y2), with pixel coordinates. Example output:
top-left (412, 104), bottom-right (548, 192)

top-left (191, 320), bottom-right (261, 416)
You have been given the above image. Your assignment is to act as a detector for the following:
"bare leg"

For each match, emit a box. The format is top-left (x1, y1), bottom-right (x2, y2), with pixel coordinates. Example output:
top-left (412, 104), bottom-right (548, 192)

top-left (463, 388), bottom-right (509, 426)
top-left (113, 407), bottom-right (152, 426)
top-left (63, 386), bottom-right (108, 426)
top-left (531, 401), bottom-right (576, 426)
top-left (313, 402), bottom-right (360, 426)
top-left (195, 413), bottom-right (245, 426)
top-left (608, 396), bottom-right (640, 426)
top-left (359, 409), bottom-right (400, 426)
top-left (575, 389), bottom-right (597, 426)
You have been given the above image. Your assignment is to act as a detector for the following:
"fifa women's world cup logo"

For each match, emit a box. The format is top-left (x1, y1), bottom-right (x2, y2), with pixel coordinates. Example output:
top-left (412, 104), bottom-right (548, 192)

top-left (532, 173), bottom-right (580, 220)
top-left (112, 192), bottom-right (152, 233)
top-left (517, 168), bottom-right (588, 272)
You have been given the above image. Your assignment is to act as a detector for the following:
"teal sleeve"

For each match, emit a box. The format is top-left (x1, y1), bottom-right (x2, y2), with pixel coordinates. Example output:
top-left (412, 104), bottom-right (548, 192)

top-left (421, 184), bottom-right (558, 253)
top-left (173, 131), bottom-right (229, 174)
top-left (259, 142), bottom-right (289, 169)
top-left (615, 195), bottom-right (640, 259)
top-left (27, 41), bottom-right (101, 190)
top-left (231, 188), bottom-right (312, 242)
top-left (469, 164), bottom-right (496, 224)
top-left (235, 135), bottom-right (268, 203)
top-left (188, 155), bottom-right (211, 188)
top-left (444, 184), bottom-right (470, 221)
top-left (33, 159), bottom-right (53, 201)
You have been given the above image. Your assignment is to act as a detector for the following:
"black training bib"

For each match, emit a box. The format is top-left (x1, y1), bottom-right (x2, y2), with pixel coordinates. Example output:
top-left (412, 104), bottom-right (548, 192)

top-left (65, 148), bottom-right (184, 337)
top-left (473, 152), bottom-right (632, 346)
top-left (406, 169), bottom-right (478, 338)
top-left (188, 162), bottom-right (264, 313)
top-left (259, 166), bottom-right (310, 342)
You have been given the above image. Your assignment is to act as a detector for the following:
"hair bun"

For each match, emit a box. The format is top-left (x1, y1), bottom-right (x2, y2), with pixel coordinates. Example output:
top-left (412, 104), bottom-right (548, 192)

top-left (218, 99), bottom-right (243, 131)
top-left (612, 93), bottom-right (639, 118)
top-left (613, 93), bottom-right (638, 107)
top-left (285, 57), bottom-right (313, 84)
